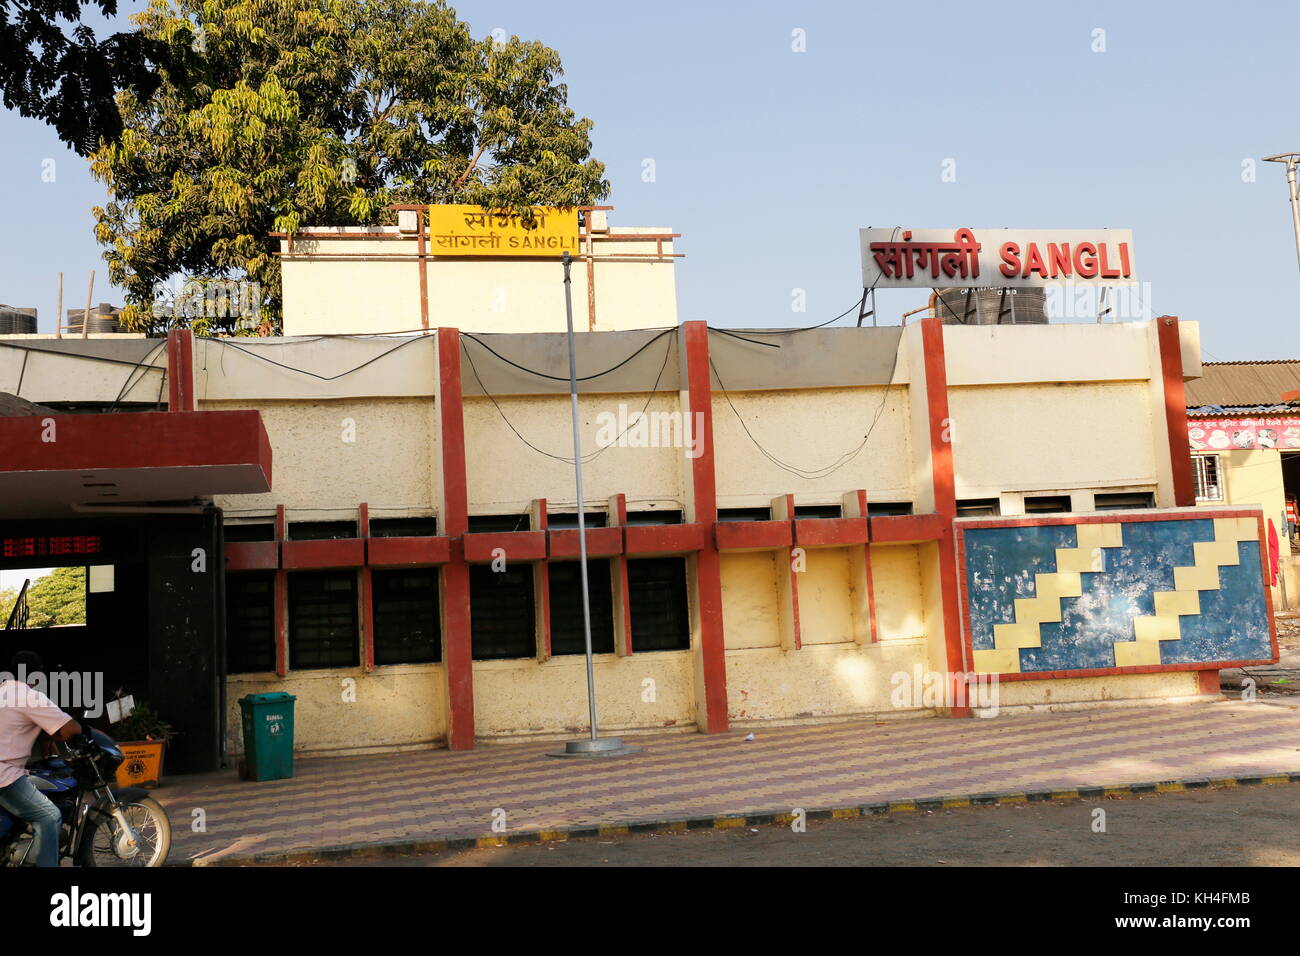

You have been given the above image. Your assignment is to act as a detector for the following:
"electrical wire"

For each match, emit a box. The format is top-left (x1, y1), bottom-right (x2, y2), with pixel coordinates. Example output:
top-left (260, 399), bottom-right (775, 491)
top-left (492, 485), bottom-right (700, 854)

top-left (709, 330), bottom-right (905, 481)
top-left (196, 333), bottom-right (433, 381)
top-left (108, 340), bottom-right (168, 412)
top-left (708, 224), bottom-right (905, 337)
top-left (460, 327), bottom-right (676, 382)
top-left (711, 294), bottom-right (868, 338)
top-left (708, 327), bottom-right (781, 349)
top-left (460, 328), bottom-right (678, 466)
top-left (0, 339), bottom-right (170, 372)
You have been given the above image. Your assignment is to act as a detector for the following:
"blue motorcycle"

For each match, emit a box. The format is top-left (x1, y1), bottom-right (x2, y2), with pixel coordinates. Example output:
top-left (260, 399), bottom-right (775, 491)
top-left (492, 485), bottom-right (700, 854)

top-left (0, 728), bottom-right (171, 867)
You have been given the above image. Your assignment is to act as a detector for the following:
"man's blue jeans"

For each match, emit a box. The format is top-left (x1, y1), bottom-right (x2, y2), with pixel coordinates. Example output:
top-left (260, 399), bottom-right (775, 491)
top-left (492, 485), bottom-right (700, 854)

top-left (0, 775), bottom-right (62, 867)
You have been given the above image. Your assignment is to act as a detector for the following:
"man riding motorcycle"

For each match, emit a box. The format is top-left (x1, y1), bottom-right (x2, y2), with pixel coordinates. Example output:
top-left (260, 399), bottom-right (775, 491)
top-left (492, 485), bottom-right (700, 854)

top-left (0, 652), bottom-right (82, 868)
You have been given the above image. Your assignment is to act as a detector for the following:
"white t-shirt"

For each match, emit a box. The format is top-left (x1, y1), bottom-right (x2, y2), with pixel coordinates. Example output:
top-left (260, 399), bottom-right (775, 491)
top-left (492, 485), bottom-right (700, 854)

top-left (0, 680), bottom-right (72, 789)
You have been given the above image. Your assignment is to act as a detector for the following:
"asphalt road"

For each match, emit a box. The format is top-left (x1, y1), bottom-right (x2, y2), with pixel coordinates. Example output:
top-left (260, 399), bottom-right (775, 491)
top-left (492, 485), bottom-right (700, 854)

top-left (286, 783), bottom-right (1300, 867)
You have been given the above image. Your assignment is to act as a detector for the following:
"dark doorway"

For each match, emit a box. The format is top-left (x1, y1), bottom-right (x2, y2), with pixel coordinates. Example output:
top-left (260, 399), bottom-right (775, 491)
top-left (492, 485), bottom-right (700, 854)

top-left (0, 511), bottom-right (224, 773)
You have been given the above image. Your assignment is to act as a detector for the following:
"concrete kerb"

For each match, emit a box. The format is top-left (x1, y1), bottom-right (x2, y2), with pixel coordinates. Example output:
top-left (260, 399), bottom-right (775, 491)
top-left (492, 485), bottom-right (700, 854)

top-left (180, 770), bottom-right (1300, 866)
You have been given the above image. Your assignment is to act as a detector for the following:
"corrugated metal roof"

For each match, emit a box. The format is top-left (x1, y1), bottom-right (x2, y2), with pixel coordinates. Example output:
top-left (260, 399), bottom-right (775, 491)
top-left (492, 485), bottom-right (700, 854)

top-left (1183, 360), bottom-right (1300, 407)
top-left (1188, 403), bottom-right (1300, 418)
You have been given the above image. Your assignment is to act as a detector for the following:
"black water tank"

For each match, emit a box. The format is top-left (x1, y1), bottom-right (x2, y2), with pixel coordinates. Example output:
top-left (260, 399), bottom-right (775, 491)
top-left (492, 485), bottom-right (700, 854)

top-left (934, 288), bottom-right (1048, 325)
top-left (0, 305), bottom-right (37, 334)
top-left (66, 302), bottom-right (123, 334)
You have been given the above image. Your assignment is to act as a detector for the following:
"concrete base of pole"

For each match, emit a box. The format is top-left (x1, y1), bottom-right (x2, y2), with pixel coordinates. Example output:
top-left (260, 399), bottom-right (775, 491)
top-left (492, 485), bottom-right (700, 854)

top-left (546, 737), bottom-right (642, 759)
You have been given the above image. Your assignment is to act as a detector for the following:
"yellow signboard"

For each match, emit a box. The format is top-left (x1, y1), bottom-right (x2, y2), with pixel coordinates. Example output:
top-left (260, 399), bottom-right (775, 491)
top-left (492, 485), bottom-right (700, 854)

top-left (425, 205), bottom-right (580, 257)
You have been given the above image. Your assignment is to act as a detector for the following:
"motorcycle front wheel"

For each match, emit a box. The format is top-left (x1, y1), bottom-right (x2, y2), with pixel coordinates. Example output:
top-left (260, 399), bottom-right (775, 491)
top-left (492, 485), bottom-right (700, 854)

top-left (76, 797), bottom-right (171, 867)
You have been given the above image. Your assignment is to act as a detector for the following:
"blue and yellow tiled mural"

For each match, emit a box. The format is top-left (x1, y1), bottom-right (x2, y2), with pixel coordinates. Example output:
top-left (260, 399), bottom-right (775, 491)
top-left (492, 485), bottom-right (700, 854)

top-left (960, 513), bottom-right (1275, 677)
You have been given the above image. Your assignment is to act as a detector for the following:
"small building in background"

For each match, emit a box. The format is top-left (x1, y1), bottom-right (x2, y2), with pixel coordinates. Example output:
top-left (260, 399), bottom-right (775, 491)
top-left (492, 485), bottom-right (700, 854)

top-left (1186, 360), bottom-right (1300, 608)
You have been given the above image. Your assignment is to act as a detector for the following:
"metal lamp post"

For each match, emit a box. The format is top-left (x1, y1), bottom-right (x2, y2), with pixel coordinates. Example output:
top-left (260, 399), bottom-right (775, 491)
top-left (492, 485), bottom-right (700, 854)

top-left (549, 250), bottom-right (639, 759)
top-left (1263, 153), bottom-right (1300, 274)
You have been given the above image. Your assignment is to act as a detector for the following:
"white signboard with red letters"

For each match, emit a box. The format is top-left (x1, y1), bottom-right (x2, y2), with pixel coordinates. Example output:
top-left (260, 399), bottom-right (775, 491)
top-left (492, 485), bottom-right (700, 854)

top-left (860, 228), bottom-right (1136, 289)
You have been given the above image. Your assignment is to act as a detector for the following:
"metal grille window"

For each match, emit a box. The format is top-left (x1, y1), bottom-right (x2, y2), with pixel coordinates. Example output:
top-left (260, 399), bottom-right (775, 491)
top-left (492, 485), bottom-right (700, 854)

top-left (1193, 455), bottom-right (1224, 502)
top-left (288, 571), bottom-right (359, 670)
top-left (468, 514), bottom-right (530, 533)
top-left (224, 522), bottom-right (275, 542)
top-left (225, 572), bottom-right (276, 674)
top-left (1094, 491), bottom-right (1155, 510)
top-left (288, 521), bottom-right (357, 540)
top-left (718, 507), bottom-right (771, 522)
top-left (794, 504), bottom-right (843, 519)
top-left (470, 564), bottom-right (536, 659)
top-left (626, 510), bottom-right (682, 525)
top-left (1024, 495), bottom-right (1071, 514)
top-left (956, 498), bottom-right (1001, 517)
top-left (370, 517), bottom-right (438, 538)
top-left (548, 560), bottom-right (614, 655)
top-left (372, 569), bottom-right (440, 665)
top-left (548, 512), bottom-right (607, 529)
top-left (627, 557), bottom-right (690, 652)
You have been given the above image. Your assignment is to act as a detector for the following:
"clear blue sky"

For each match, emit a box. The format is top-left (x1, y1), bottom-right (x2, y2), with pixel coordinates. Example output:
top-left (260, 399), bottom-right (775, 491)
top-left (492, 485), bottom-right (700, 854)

top-left (1, 0), bottom-right (1297, 360)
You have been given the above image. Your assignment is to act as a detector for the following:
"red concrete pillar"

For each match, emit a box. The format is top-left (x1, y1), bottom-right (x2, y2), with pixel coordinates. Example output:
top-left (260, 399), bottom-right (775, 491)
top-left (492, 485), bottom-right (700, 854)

top-left (166, 328), bottom-right (195, 411)
top-left (1155, 316), bottom-right (1196, 507)
top-left (437, 327), bottom-right (475, 750)
top-left (920, 318), bottom-right (969, 716)
top-left (533, 498), bottom-right (551, 661)
top-left (609, 494), bottom-right (634, 657)
top-left (359, 503), bottom-right (375, 672)
top-left (682, 321), bottom-right (729, 732)
top-left (274, 504), bottom-right (287, 677)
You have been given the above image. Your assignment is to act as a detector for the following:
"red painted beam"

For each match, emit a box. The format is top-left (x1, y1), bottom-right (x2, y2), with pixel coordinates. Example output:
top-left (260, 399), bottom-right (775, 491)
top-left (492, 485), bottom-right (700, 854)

top-left (0, 410), bottom-right (271, 479)
top-left (548, 526), bottom-right (626, 559)
top-left (463, 530), bottom-right (548, 563)
top-left (1155, 315), bottom-right (1196, 507)
top-left (793, 516), bottom-right (869, 548)
top-left (437, 327), bottom-right (475, 750)
top-left (280, 538), bottom-right (365, 570)
top-left (869, 513), bottom-right (947, 544)
top-left (714, 520), bottom-right (793, 552)
top-left (367, 536), bottom-right (452, 567)
top-left (224, 541), bottom-right (278, 571)
top-left (624, 522), bottom-right (708, 556)
top-left (682, 321), bottom-right (729, 732)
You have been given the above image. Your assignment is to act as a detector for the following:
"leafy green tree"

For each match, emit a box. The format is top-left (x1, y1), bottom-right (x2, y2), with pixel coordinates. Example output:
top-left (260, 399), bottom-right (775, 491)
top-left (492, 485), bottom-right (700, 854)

top-left (24, 567), bottom-right (87, 628)
top-left (91, 0), bottom-right (609, 333)
top-left (0, 0), bottom-right (162, 154)
top-left (0, 586), bottom-right (17, 626)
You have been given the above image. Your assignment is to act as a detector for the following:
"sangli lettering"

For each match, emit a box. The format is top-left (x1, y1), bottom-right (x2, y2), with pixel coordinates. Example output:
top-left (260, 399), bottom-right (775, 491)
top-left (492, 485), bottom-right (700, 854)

top-left (998, 240), bottom-right (1132, 280)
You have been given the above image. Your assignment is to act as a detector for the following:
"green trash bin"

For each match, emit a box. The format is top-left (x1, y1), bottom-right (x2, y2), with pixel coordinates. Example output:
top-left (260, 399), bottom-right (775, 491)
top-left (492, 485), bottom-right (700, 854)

top-left (238, 692), bottom-right (296, 781)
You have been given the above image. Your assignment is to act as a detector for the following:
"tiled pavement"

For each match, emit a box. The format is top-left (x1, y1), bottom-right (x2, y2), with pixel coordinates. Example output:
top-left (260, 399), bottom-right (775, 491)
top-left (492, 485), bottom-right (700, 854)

top-left (156, 699), bottom-right (1300, 865)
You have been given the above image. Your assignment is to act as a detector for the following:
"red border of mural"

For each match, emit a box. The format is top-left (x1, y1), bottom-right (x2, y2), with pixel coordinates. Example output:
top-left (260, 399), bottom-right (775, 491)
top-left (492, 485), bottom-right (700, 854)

top-left (953, 508), bottom-right (1280, 682)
